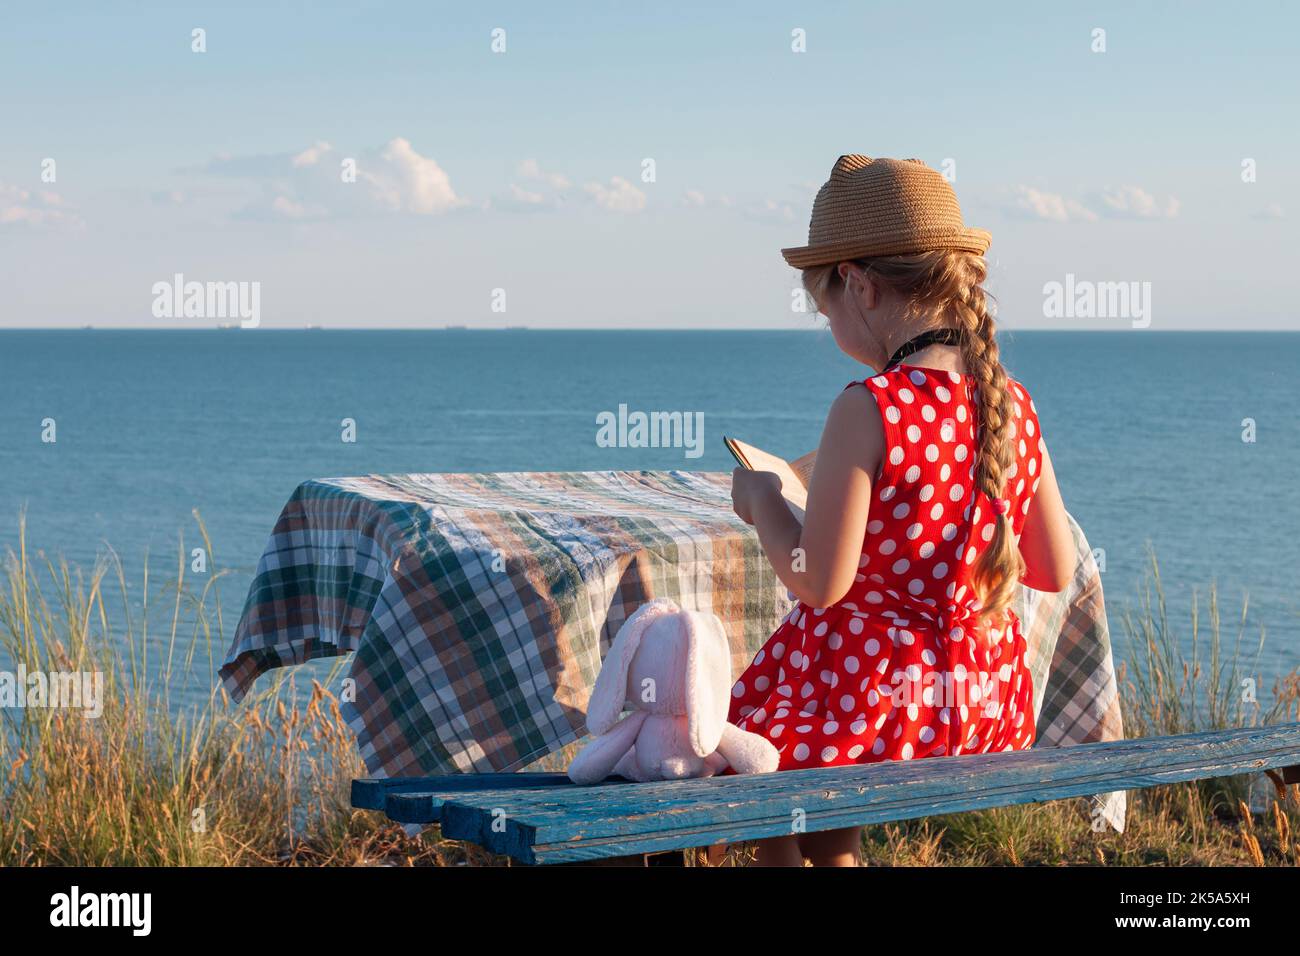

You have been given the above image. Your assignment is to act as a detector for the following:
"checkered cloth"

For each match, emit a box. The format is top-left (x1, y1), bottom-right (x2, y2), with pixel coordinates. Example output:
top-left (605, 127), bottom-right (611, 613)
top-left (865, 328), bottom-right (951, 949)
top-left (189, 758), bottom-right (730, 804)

top-left (220, 471), bottom-right (1125, 831)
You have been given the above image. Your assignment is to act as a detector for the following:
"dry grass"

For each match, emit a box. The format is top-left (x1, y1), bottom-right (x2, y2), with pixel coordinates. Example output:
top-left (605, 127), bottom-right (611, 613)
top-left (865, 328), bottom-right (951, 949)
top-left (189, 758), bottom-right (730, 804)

top-left (1, 520), bottom-right (1296, 867)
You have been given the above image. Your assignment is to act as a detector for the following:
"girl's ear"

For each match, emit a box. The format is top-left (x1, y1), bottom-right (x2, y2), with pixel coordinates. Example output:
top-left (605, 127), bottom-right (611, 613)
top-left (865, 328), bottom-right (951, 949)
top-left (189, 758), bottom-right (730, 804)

top-left (838, 263), bottom-right (876, 309)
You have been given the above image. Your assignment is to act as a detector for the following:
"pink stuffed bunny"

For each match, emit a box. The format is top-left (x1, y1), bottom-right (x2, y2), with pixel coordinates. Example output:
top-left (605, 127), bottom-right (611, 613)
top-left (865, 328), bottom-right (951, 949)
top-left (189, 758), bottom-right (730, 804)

top-left (568, 598), bottom-right (780, 784)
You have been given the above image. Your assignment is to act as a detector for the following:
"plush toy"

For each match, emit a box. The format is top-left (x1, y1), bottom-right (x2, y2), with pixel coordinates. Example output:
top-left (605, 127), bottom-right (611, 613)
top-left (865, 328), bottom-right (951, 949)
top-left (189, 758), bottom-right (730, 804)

top-left (567, 598), bottom-right (780, 784)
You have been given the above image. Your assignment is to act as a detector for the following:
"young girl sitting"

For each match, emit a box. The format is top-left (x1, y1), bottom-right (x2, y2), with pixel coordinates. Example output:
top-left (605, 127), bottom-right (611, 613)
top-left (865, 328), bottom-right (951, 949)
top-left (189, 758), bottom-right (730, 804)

top-left (728, 155), bottom-right (1076, 867)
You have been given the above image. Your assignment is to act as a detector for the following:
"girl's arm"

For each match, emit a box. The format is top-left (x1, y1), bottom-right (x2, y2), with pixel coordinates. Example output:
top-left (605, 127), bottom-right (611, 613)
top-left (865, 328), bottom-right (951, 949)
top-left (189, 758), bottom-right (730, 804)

top-left (733, 385), bottom-right (882, 607)
top-left (1017, 442), bottom-right (1075, 592)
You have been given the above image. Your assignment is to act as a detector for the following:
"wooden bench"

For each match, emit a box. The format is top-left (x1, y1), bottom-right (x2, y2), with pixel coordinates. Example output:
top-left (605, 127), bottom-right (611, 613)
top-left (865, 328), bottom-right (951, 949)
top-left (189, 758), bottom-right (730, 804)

top-left (353, 724), bottom-right (1300, 865)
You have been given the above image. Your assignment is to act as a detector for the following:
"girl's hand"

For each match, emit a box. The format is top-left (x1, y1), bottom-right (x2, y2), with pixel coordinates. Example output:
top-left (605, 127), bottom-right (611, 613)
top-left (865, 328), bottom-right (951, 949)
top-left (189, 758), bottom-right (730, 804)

top-left (731, 468), bottom-right (783, 525)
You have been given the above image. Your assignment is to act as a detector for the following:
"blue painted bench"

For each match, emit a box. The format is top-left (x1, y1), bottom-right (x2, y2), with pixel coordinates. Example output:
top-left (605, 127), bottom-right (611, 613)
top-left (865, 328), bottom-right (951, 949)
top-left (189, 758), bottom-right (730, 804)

top-left (353, 724), bottom-right (1300, 865)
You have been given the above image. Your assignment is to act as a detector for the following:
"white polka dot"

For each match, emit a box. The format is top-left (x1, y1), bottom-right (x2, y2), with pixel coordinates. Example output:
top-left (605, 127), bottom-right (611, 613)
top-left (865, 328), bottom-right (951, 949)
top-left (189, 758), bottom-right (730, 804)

top-left (864, 638), bottom-right (880, 656)
top-left (892, 503), bottom-right (909, 519)
top-left (901, 742), bottom-right (914, 759)
top-left (889, 446), bottom-right (904, 465)
top-left (925, 444), bottom-right (939, 462)
top-left (932, 561), bottom-right (948, 578)
top-left (892, 558), bottom-right (910, 574)
top-left (879, 485), bottom-right (896, 501)
top-left (906, 522), bottom-right (923, 540)
top-left (821, 746), bottom-right (839, 762)
top-left (936, 385), bottom-right (951, 403)
top-left (793, 743), bottom-right (810, 761)
top-left (942, 523), bottom-right (957, 540)
top-left (898, 388), bottom-right (915, 404)
top-left (921, 404), bottom-right (936, 422)
top-left (867, 519), bottom-right (884, 533)
top-left (885, 405), bottom-right (901, 424)
top-left (918, 541), bottom-right (935, 558)
top-left (949, 484), bottom-right (964, 502)
top-left (878, 539), bottom-right (896, 555)
top-left (904, 464), bottom-right (921, 483)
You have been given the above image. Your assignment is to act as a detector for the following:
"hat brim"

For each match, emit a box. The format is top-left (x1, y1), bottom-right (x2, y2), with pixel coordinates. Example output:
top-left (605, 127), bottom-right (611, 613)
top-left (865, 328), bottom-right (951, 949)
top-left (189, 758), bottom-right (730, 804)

top-left (781, 227), bottom-right (991, 269)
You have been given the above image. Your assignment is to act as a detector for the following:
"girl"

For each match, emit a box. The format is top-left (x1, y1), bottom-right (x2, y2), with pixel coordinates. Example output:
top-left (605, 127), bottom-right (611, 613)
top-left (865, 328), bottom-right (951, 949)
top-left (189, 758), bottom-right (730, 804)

top-left (728, 155), bottom-right (1076, 867)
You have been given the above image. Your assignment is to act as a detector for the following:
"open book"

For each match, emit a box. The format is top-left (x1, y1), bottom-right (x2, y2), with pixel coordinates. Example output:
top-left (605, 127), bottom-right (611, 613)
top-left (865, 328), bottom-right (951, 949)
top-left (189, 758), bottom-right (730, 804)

top-left (723, 436), bottom-right (817, 521)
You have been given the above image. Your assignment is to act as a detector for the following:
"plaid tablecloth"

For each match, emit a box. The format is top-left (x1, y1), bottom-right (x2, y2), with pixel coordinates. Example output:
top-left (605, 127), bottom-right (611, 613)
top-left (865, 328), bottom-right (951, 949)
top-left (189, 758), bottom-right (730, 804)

top-left (220, 471), bottom-right (1126, 830)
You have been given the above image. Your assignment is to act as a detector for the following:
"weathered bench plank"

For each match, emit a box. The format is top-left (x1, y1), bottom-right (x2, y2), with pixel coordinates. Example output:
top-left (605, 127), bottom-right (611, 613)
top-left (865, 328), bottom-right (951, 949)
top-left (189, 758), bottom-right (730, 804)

top-left (350, 772), bottom-right (572, 815)
top-left (423, 724), bottom-right (1300, 864)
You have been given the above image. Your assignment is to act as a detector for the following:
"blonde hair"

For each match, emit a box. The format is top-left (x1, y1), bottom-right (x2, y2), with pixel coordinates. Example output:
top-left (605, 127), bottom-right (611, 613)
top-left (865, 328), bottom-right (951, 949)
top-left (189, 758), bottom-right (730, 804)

top-left (803, 250), bottom-right (1024, 622)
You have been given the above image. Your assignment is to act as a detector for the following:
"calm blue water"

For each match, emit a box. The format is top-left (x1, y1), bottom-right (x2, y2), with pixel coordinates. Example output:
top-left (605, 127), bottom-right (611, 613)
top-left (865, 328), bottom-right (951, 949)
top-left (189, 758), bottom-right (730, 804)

top-left (1, 330), bottom-right (1296, 706)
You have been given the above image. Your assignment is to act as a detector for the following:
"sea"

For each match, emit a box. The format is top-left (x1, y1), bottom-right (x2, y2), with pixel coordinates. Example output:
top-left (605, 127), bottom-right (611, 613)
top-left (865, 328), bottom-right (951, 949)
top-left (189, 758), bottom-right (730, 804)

top-left (1, 329), bottom-right (1296, 710)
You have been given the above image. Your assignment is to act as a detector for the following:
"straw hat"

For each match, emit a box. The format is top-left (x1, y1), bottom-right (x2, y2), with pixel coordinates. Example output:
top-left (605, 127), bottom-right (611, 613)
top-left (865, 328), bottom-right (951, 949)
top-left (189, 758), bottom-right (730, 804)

top-left (781, 155), bottom-right (990, 268)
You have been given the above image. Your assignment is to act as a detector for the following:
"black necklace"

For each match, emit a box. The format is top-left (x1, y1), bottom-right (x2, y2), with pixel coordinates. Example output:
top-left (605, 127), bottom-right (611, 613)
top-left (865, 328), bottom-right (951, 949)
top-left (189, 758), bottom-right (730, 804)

top-left (882, 328), bottom-right (964, 372)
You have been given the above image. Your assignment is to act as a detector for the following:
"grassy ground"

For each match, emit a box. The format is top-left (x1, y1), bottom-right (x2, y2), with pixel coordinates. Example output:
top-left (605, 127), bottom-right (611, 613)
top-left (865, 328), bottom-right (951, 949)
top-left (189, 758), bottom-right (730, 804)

top-left (1, 518), bottom-right (1296, 867)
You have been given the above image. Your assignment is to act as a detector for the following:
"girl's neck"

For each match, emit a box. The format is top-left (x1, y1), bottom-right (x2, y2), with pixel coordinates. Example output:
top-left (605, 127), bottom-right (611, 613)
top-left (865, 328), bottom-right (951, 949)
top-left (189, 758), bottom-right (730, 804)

top-left (880, 321), bottom-right (966, 376)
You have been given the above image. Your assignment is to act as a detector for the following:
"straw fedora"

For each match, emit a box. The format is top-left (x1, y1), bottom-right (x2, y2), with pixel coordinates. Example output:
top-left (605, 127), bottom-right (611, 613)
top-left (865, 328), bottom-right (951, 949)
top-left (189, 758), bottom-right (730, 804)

top-left (781, 155), bottom-right (990, 268)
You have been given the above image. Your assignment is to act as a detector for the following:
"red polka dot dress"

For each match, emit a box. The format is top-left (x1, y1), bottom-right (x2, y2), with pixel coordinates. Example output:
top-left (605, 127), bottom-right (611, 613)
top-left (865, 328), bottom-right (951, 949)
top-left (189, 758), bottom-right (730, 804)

top-left (728, 364), bottom-right (1044, 770)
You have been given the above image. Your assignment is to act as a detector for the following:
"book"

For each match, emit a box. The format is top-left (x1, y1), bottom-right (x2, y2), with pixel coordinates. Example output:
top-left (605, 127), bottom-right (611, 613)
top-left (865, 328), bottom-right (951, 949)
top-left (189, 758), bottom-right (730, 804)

top-left (723, 436), bottom-right (817, 520)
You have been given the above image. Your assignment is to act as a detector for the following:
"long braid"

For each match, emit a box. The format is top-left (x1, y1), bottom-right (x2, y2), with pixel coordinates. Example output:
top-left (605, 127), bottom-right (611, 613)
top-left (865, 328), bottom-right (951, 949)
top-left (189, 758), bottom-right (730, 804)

top-left (952, 258), bottom-right (1024, 621)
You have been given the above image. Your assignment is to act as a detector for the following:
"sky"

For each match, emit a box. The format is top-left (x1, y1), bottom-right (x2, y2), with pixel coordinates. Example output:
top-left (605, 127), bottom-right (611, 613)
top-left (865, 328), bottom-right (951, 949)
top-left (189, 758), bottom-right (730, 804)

top-left (1, 1), bottom-right (1296, 329)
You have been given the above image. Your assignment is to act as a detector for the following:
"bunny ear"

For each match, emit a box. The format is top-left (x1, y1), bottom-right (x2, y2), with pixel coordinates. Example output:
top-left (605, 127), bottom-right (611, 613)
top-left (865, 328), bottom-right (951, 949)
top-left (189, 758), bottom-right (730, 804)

top-left (684, 611), bottom-right (733, 757)
top-left (586, 599), bottom-right (679, 735)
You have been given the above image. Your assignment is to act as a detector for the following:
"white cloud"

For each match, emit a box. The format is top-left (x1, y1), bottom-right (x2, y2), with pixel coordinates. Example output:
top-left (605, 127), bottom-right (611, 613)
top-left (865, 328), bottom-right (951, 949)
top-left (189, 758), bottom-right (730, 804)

top-left (744, 198), bottom-right (797, 223)
top-left (1013, 185), bottom-right (1098, 222)
top-left (1098, 185), bottom-right (1180, 219)
top-left (682, 190), bottom-right (734, 208)
top-left (360, 137), bottom-right (462, 215)
top-left (1011, 184), bottom-right (1180, 223)
top-left (291, 141), bottom-right (333, 168)
top-left (198, 137), bottom-right (463, 220)
top-left (0, 183), bottom-right (82, 229)
top-left (517, 158), bottom-right (571, 190)
top-left (584, 176), bottom-right (646, 213)
top-left (508, 183), bottom-right (546, 205)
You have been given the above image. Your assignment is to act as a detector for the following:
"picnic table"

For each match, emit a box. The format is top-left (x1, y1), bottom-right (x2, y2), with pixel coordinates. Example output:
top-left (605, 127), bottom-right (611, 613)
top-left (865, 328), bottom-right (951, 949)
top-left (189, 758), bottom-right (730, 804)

top-left (220, 470), bottom-right (1129, 835)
